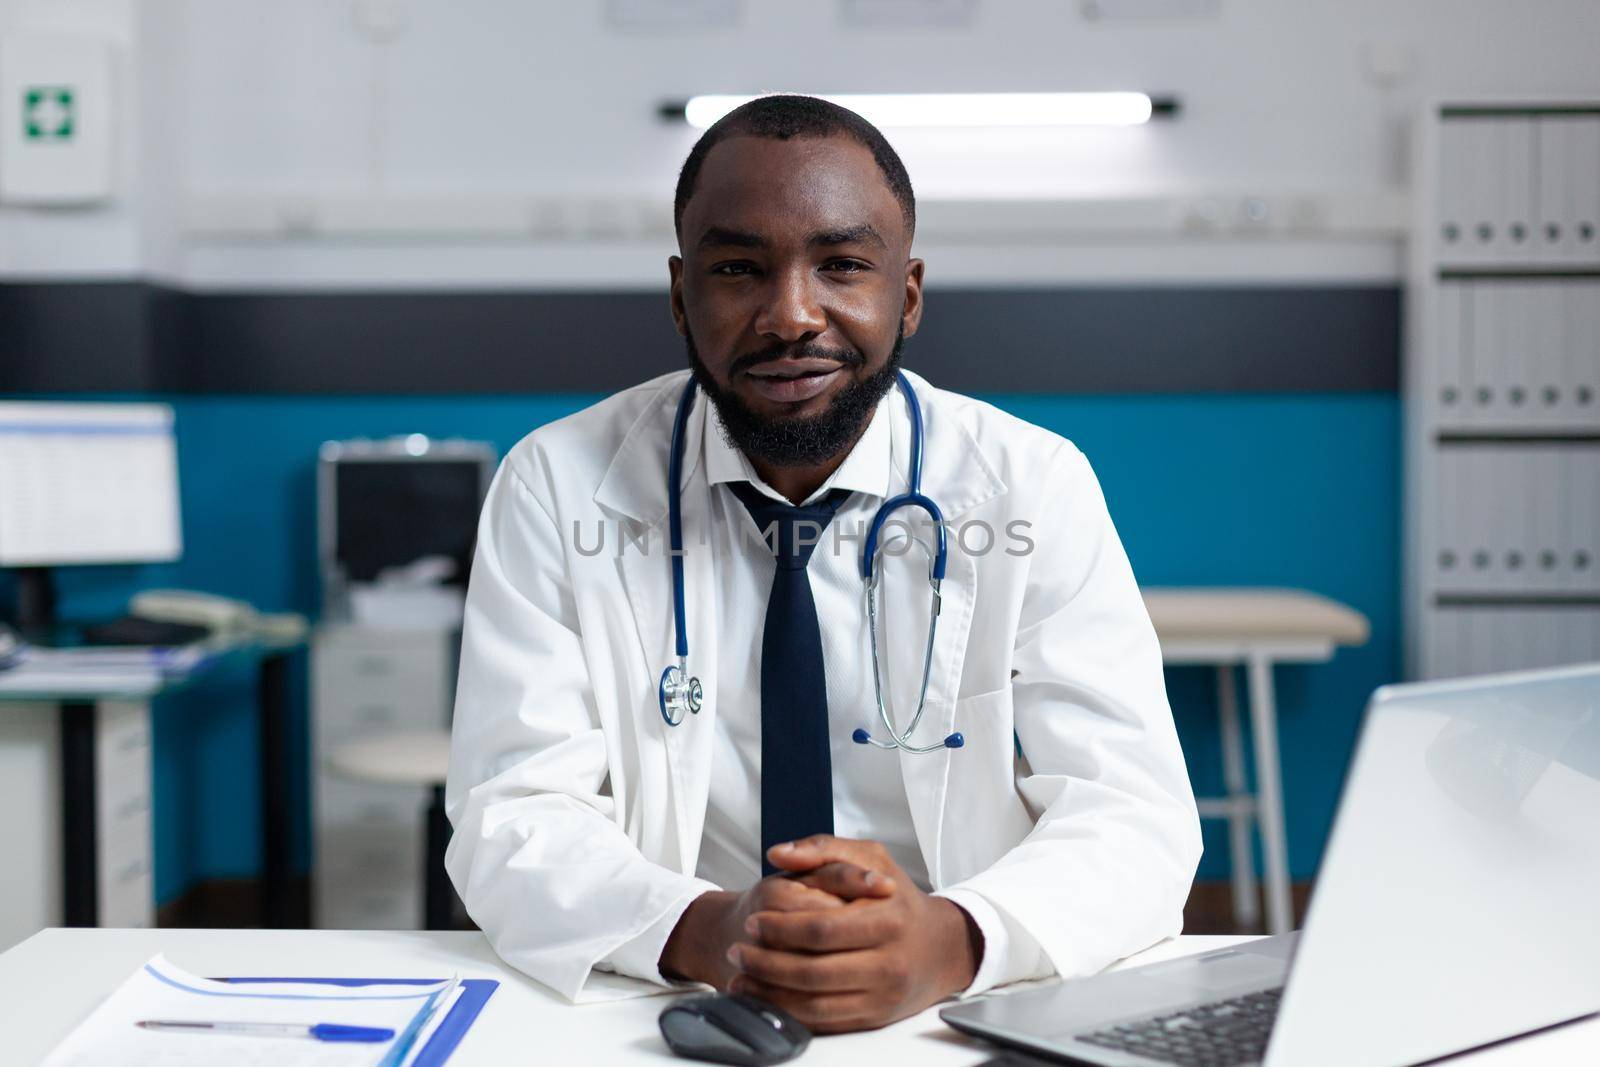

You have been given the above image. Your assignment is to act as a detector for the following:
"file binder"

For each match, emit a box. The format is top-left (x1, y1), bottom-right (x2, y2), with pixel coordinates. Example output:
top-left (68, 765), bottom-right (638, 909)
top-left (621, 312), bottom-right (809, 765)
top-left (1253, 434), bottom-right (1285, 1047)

top-left (1575, 282), bottom-right (1600, 427)
top-left (1462, 118), bottom-right (1498, 266)
top-left (1465, 279), bottom-right (1484, 428)
top-left (1489, 449), bottom-right (1516, 593)
top-left (1436, 281), bottom-right (1464, 422)
top-left (1577, 117), bottom-right (1600, 263)
top-left (1437, 117), bottom-right (1473, 264)
top-left (1535, 116), bottom-right (1576, 264)
top-left (1466, 282), bottom-right (1494, 426)
top-left (1497, 117), bottom-right (1536, 262)
top-left (1581, 446), bottom-right (1600, 592)
top-left (1534, 281), bottom-right (1561, 427)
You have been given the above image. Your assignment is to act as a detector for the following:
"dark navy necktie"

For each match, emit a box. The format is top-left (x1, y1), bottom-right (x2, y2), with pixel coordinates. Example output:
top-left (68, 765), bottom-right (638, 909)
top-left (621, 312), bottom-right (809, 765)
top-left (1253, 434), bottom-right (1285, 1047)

top-left (729, 481), bottom-right (852, 876)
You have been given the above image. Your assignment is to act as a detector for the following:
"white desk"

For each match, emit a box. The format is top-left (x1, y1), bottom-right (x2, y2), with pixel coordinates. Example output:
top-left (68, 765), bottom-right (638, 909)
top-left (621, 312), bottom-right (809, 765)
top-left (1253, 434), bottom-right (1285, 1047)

top-left (1143, 588), bottom-right (1371, 935)
top-left (1, 929), bottom-right (1593, 1065)
top-left (0, 635), bottom-right (303, 944)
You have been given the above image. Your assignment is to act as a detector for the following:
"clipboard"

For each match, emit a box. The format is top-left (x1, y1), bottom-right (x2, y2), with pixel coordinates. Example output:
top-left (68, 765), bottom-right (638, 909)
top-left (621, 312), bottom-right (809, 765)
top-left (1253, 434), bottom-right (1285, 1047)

top-left (219, 975), bottom-right (498, 1066)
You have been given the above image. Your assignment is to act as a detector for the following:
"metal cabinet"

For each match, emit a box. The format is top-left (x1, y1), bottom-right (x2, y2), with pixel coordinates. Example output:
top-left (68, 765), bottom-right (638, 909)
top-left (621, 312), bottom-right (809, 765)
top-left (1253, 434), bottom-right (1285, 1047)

top-left (310, 624), bottom-right (455, 929)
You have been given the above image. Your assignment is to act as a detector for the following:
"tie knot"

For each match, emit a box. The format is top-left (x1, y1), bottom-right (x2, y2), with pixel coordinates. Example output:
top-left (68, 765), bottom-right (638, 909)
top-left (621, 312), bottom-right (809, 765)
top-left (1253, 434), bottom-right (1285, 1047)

top-left (729, 482), bottom-right (851, 570)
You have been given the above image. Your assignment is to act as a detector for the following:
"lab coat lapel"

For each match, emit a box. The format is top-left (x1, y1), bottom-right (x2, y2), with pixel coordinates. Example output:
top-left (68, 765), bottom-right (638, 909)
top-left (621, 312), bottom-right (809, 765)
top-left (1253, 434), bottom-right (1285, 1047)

top-left (599, 375), bottom-right (721, 876)
top-left (886, 373), bottom-right (1004, 888)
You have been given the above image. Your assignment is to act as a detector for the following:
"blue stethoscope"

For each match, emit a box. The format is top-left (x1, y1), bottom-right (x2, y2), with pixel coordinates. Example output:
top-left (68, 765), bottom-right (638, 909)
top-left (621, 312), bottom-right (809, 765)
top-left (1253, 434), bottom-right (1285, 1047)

top-left (657, 371), bottom-right (964, 753)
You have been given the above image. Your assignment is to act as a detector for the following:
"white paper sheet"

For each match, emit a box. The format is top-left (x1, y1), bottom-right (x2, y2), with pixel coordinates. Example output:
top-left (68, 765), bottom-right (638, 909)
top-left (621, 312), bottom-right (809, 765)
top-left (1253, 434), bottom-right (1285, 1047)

top-left (42, 955), bottom-right (455, 1067)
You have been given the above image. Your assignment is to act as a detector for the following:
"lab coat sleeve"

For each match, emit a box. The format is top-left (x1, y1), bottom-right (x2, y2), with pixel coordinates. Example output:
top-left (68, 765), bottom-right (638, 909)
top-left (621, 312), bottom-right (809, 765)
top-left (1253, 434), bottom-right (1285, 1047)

top-left (939, 443), bottom-right (1202, 985)
top-left (444, 460), bottom-right (719, 1002)
top-left (937, 887), bottom-right (1054, 995)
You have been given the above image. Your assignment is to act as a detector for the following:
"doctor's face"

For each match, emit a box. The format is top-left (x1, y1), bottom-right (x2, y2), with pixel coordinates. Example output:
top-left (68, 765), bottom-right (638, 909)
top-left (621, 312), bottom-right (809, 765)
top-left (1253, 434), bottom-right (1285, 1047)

top-left (669, 134), bottom-right (924, 467)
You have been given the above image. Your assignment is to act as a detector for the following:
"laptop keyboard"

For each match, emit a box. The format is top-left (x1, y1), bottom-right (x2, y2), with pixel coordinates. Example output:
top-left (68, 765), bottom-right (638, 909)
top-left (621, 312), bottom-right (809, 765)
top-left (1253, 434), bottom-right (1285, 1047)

top-left (1075, 986), bottom-right (1283, 1067)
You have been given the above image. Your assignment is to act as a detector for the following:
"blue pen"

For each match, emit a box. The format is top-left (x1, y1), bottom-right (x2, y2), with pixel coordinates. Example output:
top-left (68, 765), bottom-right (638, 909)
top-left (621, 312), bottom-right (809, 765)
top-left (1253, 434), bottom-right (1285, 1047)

top-left (136, 1020), bottom-right (395, 1042)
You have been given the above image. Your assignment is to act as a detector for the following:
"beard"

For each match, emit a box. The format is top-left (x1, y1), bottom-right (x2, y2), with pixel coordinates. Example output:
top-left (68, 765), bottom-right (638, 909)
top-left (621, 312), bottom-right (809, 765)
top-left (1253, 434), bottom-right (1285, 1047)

top-left (685, 325), bottom-right (905, 469)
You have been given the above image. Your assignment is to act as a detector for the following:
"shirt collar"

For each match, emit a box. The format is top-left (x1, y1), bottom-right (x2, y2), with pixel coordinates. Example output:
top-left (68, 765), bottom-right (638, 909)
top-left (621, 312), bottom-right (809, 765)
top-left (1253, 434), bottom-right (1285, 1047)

top-left (703, 389), bottom-right (894, 507)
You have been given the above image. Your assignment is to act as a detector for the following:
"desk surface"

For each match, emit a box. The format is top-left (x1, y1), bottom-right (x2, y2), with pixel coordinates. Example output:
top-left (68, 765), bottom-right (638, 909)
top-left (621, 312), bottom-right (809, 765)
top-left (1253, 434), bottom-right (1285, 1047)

top-left (0, 631), bottom-right (302, 703)
top-left (2, 929), bottom-right (1595, 1066)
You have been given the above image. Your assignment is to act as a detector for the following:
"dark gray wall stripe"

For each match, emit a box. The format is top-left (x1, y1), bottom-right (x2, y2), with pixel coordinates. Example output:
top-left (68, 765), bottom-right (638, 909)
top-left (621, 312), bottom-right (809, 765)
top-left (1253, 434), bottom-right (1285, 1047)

top-left (0, 283), bottom-right (163, 392)
top-left (923, 287), bottom-right (1397, 393)
top-left (2, 283), bottom-right (1399, 395)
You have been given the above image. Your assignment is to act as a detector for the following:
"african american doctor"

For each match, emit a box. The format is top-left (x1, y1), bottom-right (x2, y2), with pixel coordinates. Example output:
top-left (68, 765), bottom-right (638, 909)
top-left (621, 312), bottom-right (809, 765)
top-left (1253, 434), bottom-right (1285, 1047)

top-left (444, 95), bottom-right (1201, 1033)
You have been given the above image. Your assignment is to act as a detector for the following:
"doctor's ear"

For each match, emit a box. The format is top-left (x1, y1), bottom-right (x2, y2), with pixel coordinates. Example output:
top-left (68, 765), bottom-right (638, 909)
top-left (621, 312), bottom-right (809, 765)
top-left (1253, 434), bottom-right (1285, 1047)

top-left (668, 256), bottom-right (688, 336)
top-left (900, 258), bottom-right (925, 340)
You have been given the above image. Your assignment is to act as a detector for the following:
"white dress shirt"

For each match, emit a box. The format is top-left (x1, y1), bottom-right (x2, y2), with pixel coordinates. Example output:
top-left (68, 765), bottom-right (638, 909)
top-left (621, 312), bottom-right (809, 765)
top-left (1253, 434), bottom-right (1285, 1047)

top-left (604, 390), bottom-right (1052, 995)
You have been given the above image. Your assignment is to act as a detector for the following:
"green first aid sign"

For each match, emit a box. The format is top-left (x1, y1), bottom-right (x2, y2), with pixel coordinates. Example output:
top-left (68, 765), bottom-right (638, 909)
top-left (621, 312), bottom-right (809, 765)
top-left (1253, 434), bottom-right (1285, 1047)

top-left (23, 85), bottom-right (74, 141)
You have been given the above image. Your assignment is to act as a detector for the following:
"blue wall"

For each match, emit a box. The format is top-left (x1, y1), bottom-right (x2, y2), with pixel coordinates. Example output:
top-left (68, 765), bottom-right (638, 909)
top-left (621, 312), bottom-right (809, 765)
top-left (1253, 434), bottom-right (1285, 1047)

top-left (997, 394), bottom-right (1401, 885)
top-left (15, 390), bottom-right (1399, 900)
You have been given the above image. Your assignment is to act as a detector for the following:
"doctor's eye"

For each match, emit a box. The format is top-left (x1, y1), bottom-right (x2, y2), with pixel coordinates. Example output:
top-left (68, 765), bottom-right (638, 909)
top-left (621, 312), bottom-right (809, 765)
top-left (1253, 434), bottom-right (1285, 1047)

top-left (711, 262), bottom-right (759, 277)
top-left (822, 258), bottom-right (870, 274)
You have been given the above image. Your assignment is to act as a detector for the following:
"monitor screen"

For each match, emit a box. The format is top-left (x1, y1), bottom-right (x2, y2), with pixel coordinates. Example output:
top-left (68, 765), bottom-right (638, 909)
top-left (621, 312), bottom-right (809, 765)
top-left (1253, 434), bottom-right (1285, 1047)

top-left (332, 457), bottom-right (487, 587)
top-left (0, 402), bottom-right (182, 566)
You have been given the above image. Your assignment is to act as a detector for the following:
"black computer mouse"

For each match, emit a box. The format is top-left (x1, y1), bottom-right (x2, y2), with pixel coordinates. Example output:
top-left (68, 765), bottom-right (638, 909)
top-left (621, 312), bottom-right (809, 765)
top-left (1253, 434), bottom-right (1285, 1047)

top-left (659, 992), bottom-right (812, 1065)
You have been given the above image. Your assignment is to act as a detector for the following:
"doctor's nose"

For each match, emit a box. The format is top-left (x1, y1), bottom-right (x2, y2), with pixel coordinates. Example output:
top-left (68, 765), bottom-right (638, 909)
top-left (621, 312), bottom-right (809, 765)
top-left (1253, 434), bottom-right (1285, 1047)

top-left (752, 268), bottom-right (827, 342)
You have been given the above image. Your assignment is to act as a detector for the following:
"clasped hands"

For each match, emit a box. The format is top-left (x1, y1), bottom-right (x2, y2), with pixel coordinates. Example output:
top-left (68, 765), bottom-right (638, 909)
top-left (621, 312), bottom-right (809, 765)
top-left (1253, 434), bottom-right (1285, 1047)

top-left (659, 835), bottom-right (983, 1033)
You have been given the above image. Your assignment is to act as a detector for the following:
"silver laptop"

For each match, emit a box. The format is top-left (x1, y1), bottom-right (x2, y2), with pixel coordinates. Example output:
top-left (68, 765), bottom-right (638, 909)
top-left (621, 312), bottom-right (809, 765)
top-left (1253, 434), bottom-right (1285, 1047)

top-left (942, 663), bottom-right (1600, 1067)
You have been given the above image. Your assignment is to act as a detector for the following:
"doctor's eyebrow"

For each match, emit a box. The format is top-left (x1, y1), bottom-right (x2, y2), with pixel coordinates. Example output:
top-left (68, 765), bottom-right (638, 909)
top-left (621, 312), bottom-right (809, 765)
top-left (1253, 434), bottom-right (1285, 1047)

top-left (695, 223), bottom-right (888, 252)
top-left (697, 226), bottom-right (767, 251)
top-left (808, 224), bottom-right (885, 250)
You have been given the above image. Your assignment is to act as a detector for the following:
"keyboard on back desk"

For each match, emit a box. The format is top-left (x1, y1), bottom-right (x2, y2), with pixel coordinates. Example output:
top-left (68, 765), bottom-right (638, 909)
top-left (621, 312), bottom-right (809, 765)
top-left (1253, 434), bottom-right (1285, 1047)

top-left (1075, 986), bottom-right (1283, 1067)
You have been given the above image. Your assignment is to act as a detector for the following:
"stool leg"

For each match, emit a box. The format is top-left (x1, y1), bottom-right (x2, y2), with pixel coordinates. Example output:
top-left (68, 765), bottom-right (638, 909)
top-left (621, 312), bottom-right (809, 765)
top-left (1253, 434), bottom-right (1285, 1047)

top-left (1247, 654), bottom-right (1293, 934)
top-left (1216, 665), bottom-right (1260, 931)
top-left (424, 784), bottom-right (452, 931)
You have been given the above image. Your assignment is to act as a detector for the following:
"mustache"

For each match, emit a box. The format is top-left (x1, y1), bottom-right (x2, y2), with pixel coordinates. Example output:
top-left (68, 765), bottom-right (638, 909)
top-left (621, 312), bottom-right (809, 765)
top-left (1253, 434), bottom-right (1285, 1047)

top-left (729, 341), bottom-right (867, 378)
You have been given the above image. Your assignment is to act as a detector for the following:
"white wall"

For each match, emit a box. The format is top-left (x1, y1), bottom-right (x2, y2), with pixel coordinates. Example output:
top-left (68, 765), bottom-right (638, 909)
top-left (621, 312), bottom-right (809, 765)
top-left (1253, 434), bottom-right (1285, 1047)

top-left (4, 0), bottom-right (1599, 287)
top-left (0, 0), bottom-right (144, 277)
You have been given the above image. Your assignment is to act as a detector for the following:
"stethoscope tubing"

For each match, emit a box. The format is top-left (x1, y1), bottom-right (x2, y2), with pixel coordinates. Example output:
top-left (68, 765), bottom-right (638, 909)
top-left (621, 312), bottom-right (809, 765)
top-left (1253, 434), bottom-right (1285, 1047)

top-left (658, 371), bottom-right (960, 751)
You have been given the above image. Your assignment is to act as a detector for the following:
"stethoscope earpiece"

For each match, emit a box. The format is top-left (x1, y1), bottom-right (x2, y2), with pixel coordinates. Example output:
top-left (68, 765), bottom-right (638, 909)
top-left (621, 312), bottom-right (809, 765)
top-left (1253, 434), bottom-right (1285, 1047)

top-left (658, 372), bottom-right (959, 755)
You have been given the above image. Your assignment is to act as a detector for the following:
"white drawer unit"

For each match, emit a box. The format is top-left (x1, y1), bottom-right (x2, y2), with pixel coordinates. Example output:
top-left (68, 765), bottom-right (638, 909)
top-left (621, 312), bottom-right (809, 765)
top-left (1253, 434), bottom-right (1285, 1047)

top-left (93, 701), bottom-right (154, 930)
top-left (311, 624), bottom-right (456, 929)
top-left (1408, 100), bottom-right (1600, 681)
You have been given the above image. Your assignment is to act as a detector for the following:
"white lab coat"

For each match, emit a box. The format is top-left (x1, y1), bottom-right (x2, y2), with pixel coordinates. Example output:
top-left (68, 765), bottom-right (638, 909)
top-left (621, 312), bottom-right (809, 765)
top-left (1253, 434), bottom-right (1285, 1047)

top-left (445, 368), bottom-right (1202, 1002)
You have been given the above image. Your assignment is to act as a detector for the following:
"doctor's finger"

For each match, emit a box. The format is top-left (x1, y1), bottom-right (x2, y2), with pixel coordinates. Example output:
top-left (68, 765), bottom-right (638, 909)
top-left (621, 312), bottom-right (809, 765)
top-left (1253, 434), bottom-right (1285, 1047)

top-left (792, 862), bottom-right (895, 901)
top-left (767, 835), bottom-right (893, 875)
top-left (725, 977), bottom-right (878, 1034)
top-left (747, 902), bottom-right (904, 952)
top-left (729, 943), bottom-right (888, 993)
top-left (758, 877), bottom-right (847, 911)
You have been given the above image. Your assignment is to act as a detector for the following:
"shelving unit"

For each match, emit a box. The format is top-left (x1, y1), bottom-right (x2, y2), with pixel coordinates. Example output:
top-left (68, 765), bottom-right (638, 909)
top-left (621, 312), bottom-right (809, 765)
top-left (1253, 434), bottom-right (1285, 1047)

top-left (1406, 101), bottom-right (1600, 680)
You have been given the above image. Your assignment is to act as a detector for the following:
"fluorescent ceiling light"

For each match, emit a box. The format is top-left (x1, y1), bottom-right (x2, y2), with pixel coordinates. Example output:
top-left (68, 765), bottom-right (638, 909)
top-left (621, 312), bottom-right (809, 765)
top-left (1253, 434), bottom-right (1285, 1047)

top-left (681, 92), bottom-right (1159, 129)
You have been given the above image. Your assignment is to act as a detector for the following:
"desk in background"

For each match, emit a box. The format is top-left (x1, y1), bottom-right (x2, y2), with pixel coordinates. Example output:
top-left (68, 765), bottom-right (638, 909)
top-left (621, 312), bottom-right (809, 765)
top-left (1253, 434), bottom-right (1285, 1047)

top-left (1, 928), bottom-right (1590, 1065)
top-left (0, 634), bottom-right (304, 943)
top-left (1143, 588), bottom-right (1371, 935)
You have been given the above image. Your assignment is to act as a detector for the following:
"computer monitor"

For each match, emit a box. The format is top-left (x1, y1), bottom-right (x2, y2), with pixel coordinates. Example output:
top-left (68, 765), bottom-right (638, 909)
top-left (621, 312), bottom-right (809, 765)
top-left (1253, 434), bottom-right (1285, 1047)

top-left (0, 402), bottom-right (183, 626)
top-left (317, 436), bottom-right (495, 616)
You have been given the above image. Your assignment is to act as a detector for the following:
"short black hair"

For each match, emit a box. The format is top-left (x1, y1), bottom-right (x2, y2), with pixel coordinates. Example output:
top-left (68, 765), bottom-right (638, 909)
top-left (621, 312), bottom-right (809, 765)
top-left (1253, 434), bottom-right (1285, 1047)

top-left (673, 94), bottom-right (916, 241)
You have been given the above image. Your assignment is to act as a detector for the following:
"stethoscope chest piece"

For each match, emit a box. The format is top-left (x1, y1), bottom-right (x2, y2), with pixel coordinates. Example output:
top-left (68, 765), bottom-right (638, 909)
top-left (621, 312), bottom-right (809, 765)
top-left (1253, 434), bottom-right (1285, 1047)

top-left (659, 658), bottom-right (703, 727)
